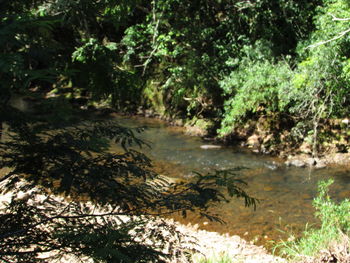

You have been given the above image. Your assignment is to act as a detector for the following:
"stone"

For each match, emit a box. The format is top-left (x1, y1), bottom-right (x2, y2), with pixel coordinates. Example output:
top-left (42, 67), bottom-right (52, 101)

top-left (332, 153), bottom-right (350, 165)
top-left (263, 186), bottom-right (274, 191)
top-left (299, 142), bottom-right (312, 154)
top-left (200, 144), bottom-right (222, 149)
top-left (305, 158), bottom-right (316, 166)
top-left (314, 158), bottom-right (327, 169)
top-left (246, 134), bottom-right (261, 148)
top-left (172, 119), bottom-right (184, 126)
top-left (264, 161), bottom-right (280, 170)
top-left (137, 107), bottom-right (144, 115)
top-left (262, 134), bottom-right (273, 144)
top-left (285, 159), bottom-right (306, 168)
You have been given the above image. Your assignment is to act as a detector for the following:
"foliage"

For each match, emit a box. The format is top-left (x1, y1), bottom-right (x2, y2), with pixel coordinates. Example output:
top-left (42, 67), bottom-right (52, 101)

top-left (218, 42), bottom-right (293, 135)
top-left (0, 2), bottom-right (262, 262)
top-left (216, 0), bottom-right (350, 152)
top-left (287, 0), bottom-right (350, 121)
top-left (121, 0), bottom-right (319, 119)
top-left (277, 179), bottom-right (350, 260)
top-left (1, 0), bottom-right (334, 137)
top-left (0, 0), bottom-right (147, 113)
top-left (6, 0), bottom-right (350, 261)
top-left (0, 192), bottom-right (175, 263)
top-left (0, 6), bottom-right (60, 95)
top-left (72, 38), bottom-right (142, 110)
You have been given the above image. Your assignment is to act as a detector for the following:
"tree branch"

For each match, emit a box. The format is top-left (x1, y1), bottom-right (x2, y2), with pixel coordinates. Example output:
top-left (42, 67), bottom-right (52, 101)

top-left (330, 13), bottom-right (350, 21)
top-left (0, 202), bottom-right (72, 240)
top-left (307, 13), bottom-right (350, 49)
top-left (141, 0), bottom-right (162, 76)
top-left (306, 27), bottom-right (350, 49)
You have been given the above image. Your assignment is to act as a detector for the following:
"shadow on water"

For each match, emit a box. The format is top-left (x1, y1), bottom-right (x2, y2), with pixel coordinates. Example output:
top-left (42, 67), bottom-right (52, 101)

top-left (111, 115), bottom-right (350, 247)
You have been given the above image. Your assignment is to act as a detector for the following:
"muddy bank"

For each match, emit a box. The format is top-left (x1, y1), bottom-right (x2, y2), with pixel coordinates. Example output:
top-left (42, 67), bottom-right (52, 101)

top-left (284, 153), bottom-right (350, 169)
top-left (136, 110), bottom-right (350, 168)
top-left (229, 115), bottom-right (350, 168)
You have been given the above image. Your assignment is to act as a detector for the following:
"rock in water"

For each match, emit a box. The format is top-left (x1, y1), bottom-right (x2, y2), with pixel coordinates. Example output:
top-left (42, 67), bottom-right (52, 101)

top-left (200, 145), bottom-right (222, 149)
top-left (285, 159), bottom-right (306, 168)
top-left (264, 161), bottom-right (280, 170)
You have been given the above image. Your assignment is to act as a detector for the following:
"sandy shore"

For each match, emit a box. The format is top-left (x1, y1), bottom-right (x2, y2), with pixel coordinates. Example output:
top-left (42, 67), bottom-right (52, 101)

top-left (174, 221), bottom-right (286, 263)
top-left (0, 177), bottom-right (286, 263)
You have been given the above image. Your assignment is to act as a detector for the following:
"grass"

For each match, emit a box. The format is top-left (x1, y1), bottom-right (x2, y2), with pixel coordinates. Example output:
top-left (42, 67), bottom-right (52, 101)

top-left (192, 252), bottom-right (237, 263)
top-left (275, 179), bottom-right (350, 261)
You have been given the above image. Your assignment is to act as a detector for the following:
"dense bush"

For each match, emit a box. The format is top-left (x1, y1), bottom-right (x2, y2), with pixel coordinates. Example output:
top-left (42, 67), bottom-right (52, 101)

top-left (120, 0), bottom-right (320, 119)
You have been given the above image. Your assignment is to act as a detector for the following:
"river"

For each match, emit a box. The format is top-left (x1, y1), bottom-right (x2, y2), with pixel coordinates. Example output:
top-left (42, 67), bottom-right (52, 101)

top-left (111, 114), bottom-right (350, 248)
top-left (6, 96), bottom-right (350, 248)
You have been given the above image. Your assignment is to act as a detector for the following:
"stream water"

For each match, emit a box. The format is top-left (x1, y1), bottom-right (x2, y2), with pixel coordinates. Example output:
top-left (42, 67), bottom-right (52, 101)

top-left (111, 115), bottom-right (350, 247)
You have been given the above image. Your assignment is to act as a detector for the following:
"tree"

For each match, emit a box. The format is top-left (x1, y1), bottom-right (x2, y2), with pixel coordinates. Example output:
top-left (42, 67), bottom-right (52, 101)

top-left (282, 0), bottom-right (350, 156)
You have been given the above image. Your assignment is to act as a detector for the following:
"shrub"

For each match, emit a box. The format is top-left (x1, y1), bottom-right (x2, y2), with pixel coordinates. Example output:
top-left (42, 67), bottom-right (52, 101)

top-left (219, 51), bottom-right (293, 135)
top-left (277, 179), bottom-right (350, 260)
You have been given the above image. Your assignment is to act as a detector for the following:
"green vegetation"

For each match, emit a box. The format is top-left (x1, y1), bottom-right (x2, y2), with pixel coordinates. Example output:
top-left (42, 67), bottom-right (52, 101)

top-left (4, 0), bottom-right (350, 153)
top-left (277, 179), bottom-right (350, 261)
top-left (0, 2), bottom-right (257, 261)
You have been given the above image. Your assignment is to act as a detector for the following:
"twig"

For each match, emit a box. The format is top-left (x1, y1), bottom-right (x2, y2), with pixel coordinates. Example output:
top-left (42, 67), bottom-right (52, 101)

top-left (330, 13), bottom-right (350, 21)
top-left (0, 202), bottom-right (72, 240)
top-left (0, 256), bottom-right (13, 263)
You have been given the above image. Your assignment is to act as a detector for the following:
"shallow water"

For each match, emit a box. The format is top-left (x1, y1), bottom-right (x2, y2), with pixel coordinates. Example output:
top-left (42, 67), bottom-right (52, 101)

top-left (112, 115), bottom-right (350, 247)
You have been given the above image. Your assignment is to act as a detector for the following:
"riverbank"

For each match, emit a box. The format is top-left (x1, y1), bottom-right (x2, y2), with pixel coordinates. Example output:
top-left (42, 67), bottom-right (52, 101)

top-left (53, 94), bottom-right (350, 169)
top-left (2, 173), bottom-right (350, 263)
top-left (22, 94), bottom-right (350, 169)
top-left (3, 101), bottom-right (350, 262)
top-left (124, 108), bottom-right (350, 169)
